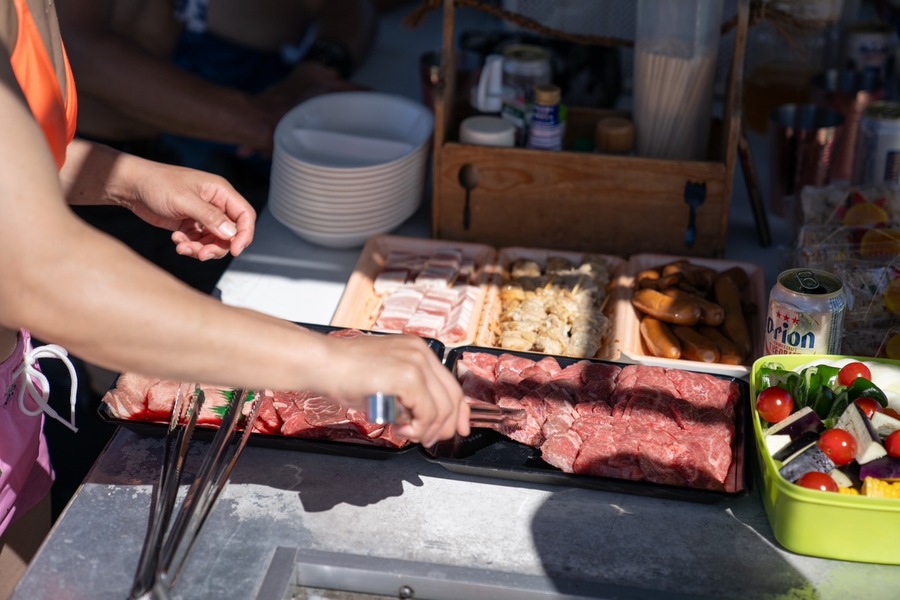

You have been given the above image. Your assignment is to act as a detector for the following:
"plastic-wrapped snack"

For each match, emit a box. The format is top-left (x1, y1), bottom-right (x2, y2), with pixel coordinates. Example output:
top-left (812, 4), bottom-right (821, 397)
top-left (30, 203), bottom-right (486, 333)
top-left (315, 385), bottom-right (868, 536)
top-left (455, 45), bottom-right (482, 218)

top-left (796, 225), bottom-right (900, 268)
top-left (799, 185), bottom-right (900, 228)
top-left (842, 326), bottom-right (900, 359)
top-left (832, 260), bottom-right (900, 327)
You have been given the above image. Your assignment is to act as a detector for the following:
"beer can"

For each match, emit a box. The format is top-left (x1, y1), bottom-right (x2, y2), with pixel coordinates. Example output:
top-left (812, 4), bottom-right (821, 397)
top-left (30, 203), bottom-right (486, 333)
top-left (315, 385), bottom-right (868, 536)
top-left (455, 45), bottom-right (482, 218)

top-left (765, 268), bottom-right (846, 355)
top-left (852, 101), bottom-right (900, 188)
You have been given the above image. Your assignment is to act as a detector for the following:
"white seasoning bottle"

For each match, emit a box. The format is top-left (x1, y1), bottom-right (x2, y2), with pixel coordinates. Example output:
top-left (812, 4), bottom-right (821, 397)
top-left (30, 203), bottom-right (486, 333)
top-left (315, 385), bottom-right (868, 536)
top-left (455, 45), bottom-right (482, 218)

top-left (526, 84), bottom-right (563, 151)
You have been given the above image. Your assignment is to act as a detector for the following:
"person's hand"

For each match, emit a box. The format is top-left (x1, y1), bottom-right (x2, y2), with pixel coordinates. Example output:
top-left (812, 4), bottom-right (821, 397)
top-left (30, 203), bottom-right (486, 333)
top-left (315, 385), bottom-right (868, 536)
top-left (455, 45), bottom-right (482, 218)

top-left (319, 333), bottom-right (470, 446)
top-left (126, 160), bottom-right (256, 261)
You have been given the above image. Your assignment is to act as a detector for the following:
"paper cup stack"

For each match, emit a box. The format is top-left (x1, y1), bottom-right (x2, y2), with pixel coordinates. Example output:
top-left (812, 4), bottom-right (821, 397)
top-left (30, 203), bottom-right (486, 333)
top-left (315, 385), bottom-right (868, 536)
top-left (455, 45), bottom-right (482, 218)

top-left (269, 92), bottom-right (433, 248)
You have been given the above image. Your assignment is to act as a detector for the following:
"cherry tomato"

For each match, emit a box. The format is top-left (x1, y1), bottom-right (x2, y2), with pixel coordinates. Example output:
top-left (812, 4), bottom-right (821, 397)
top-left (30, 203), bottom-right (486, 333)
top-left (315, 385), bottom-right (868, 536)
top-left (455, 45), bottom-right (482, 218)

top-left (855, 397), bottom-right (883, 419)
top-left (756, 386), bottom-right (794, 423)
top-left (796, 471), bottom-right (838, 492)
top-left (817, 428), bottom-right (858, 467)
top-left (886, 430), bottom-right (900, 458)
top-left (884, 408), bottom-right (900, 420)
top-left (838, 361), bottom-right (872, 387)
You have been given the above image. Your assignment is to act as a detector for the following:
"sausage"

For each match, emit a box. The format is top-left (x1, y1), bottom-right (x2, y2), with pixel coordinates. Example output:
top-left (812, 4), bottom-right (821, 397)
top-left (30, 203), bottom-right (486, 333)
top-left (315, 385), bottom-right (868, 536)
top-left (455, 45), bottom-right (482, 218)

top-left (672, 326), bottom-right (720, 363)
top-left (631, 288), bottom-right (702, 326)
top-left (716, 266), bottom-right (749, 290)
top-left (662, 288), bottom-right (725, 326)
top-left (699, 326), bottom-right (743, 365)
top-left (714, 274), bottom-right (752, 359)
top-left (635, 269), bottom-right (661, 283)
top-left (654, 273), bottom-right (684, 290)
top-left (640, 316), bottom-right (681, 359)
top-left (662, 260), bottom-right (716, 292)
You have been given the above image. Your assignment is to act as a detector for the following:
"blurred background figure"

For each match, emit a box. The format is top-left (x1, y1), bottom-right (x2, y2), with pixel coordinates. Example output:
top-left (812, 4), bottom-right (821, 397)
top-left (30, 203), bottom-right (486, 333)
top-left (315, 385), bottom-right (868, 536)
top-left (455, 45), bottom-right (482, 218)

top-left (55, 0), bottom-right (379, 294)
top-left (59, 0), bottom-right (377, 183)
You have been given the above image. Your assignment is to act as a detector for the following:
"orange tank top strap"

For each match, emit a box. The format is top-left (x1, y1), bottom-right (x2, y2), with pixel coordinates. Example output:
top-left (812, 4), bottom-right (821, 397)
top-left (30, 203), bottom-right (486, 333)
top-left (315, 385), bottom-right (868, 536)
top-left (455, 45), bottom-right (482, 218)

top-left (9, 0), bottom-right (79, 170)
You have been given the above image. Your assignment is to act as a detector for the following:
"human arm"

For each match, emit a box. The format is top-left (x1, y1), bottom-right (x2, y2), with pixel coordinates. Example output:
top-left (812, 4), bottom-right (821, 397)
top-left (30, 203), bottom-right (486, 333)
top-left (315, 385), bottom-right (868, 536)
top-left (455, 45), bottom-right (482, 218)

top-left (60, 138), bottom-right (255, 261)
top-left (0, 57), bottom-right (468, 446)
top-left (56, 0), bottom-right (275, 151)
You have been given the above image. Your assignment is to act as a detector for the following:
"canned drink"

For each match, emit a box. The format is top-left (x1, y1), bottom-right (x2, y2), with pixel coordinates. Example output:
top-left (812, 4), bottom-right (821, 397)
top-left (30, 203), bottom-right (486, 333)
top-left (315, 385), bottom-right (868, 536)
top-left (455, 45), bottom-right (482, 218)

top-left (852, 101), bottom-right (900, 187)
top-left (765, 268), bottom-right (846, 355)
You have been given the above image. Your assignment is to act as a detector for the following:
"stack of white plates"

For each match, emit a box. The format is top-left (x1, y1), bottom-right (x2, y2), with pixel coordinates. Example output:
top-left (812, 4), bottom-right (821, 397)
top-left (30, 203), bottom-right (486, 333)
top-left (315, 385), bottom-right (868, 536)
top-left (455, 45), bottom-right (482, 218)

top-left (269, 92), bottom-right (433, 248)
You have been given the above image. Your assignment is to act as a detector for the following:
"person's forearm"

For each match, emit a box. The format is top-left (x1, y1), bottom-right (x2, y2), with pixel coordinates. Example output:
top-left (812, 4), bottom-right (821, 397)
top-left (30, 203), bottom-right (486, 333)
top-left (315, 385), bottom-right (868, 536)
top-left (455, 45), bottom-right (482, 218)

top-left (0, 90), bottom-right (321, 393)
top-left (61, 25), bottom-right (272, 147)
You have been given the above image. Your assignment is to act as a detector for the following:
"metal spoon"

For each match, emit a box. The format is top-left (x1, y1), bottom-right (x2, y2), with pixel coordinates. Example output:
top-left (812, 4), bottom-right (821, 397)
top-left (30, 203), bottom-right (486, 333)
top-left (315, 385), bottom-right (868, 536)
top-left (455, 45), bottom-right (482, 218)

top-left (458, 164), bottom-right (479, 230)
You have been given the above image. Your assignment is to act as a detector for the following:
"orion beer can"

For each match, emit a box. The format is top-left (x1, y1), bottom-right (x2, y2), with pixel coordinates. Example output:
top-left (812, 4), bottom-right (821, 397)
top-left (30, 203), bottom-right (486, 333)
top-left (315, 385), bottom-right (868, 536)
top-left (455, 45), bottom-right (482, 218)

top-left (765, 268), bottom-right (846, 355)
top-left (853, 101), bottom-right (900, 187)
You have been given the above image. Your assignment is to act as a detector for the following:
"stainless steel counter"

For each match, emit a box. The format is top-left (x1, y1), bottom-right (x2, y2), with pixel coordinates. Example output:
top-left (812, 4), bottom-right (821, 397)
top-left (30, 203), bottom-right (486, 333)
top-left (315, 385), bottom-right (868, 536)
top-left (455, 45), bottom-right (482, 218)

top-left (14, 427), bottom-right (900, 600)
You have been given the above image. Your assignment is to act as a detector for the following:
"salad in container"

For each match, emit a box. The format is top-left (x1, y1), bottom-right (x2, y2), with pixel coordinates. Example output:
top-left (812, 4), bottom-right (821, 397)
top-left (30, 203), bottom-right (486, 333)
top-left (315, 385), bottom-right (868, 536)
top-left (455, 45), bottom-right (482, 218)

top-left (751, 354), bottom-right (900, 564)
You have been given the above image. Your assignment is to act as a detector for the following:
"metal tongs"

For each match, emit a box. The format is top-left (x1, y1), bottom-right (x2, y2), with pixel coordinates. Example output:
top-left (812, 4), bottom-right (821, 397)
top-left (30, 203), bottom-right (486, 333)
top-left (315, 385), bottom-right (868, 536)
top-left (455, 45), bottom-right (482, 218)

top-left (467, 398), bottom-right (527, 434)
top-left (129, 384), bottom-right (262, 600)
top-left (366, 393), bottom-right (526, 435)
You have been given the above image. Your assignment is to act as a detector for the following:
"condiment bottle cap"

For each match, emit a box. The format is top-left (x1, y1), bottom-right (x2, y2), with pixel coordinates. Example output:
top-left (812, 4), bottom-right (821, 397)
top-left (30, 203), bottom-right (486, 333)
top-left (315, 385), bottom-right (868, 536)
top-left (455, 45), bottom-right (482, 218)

top-left (460, 116), bottom-right (516, 147)
top-left (533, 84), bottom-right (561, 106)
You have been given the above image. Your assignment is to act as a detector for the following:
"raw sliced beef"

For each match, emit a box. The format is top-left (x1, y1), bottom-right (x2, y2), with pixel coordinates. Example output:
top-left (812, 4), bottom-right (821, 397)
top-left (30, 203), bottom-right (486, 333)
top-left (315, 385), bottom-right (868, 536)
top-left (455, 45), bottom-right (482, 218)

top-left (455, 352), bottom-right (741, 492)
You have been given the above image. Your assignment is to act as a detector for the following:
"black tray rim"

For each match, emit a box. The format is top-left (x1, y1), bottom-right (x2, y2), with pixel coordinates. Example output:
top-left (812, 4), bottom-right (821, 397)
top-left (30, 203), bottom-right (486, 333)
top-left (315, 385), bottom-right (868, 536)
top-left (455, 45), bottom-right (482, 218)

top-left (96, 322), bottom-right (446, 461)
top-left (423, 345), bottom-right (753, 504)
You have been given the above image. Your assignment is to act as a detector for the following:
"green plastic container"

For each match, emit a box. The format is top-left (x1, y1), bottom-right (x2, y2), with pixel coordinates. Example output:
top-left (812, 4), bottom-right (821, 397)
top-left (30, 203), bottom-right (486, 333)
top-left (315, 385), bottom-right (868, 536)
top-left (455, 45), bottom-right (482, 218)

top-left (751, 354), bottom-right (900, 564)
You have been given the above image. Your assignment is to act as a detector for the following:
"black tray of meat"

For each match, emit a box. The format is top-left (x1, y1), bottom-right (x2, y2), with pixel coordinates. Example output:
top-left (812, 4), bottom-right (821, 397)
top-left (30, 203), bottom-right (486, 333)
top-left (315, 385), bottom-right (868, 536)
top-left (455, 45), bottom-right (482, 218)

top-left (97, 323), bottom-right (444, 460)
top-left (423, 346), bottom-right (751, 503)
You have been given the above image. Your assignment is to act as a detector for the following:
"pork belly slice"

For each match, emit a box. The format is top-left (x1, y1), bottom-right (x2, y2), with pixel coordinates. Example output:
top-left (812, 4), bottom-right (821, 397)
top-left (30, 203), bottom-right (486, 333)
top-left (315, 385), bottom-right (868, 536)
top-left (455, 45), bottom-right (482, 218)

top-left (382, 284), bottom-right (425, 305)
top-left (403, 312), bottom-right (445, 338)
top-left (374, 307), bottom-right (412, 333)
top-left (145, 380), bottom-right (185, 421)
top-left (414, 265), bottom-right (458, 288)
top-left (373, 269), bottom-right (410, 295)
top-left (439, 299), bottom-right (476, 343)
top-left (382, 251), bottom-right (419, 271)
top-left (103, 372), bottom-right (158, 419)
top-left (426, 248), bottom-right (463, 271)
top-left (458, 257), bottom-right (476, 282)
top-left (417, 295), bottom-right (453, 318)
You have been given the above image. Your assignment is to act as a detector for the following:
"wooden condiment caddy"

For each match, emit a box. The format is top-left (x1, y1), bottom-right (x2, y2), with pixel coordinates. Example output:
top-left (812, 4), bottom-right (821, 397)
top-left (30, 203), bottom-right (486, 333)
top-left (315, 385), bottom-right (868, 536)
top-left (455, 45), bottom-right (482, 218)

top-left (429, 0), bottom-right (750, 258)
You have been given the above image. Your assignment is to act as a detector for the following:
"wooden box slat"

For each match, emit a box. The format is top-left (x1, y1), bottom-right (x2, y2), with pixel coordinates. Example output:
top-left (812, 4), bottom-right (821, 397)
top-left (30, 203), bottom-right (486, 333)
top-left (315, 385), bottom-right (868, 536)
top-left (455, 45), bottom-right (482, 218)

top-left (431, 0), bottom-right (750, 259)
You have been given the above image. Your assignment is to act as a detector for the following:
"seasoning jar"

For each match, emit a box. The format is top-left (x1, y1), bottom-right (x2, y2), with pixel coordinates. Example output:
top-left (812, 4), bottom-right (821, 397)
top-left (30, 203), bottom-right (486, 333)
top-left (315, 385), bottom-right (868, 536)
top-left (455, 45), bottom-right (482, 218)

top-left (526, 84), bottom-right (563, 151)
top-left (594, 116), bottom-right (634, 154)
top-left (459, 115), bottom-right (516, 147)
top-left (501, 44), bottom-right (552, 105)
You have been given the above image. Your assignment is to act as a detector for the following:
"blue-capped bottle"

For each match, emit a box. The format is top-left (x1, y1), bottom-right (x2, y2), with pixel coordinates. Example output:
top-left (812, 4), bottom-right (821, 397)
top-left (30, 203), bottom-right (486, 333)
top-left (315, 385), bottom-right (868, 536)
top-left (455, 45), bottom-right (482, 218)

top-left (526, 84), bottom-right (563, 151)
